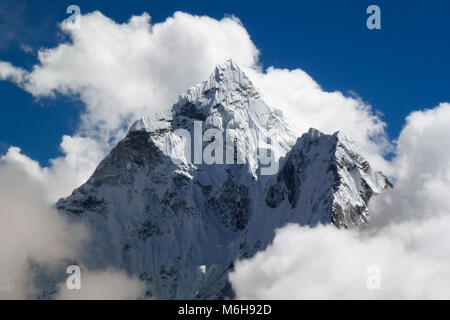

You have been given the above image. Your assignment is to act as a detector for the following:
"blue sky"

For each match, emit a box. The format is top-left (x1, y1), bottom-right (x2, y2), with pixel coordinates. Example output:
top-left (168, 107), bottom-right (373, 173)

top-left (0, 0), bottom-right (448, 165)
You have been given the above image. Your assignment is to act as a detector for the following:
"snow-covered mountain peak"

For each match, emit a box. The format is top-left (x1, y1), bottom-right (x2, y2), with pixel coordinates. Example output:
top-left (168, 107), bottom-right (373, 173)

top-left (302, 128), bottom-right (351, 143)
top-left (129, 60), bottom-right (296, 177)
top-left (299, 128), bottom-right (362, 162)
top-left (173, 59), bottom-right (264, 124)
top-left (206, 58), bottom-right (253, 91)
top-left (48, 62), bottom-right (392, 300)
top-left (132, 60), bottom-right (264, 130)
top-left (304, 127), bottom-right (325, 138)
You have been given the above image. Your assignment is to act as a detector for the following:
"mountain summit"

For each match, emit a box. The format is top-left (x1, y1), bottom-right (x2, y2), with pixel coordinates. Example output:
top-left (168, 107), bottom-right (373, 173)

top-left (52, 61), bottom-right (390, 299)
top-left (130, 59), bottom-right (296, 177)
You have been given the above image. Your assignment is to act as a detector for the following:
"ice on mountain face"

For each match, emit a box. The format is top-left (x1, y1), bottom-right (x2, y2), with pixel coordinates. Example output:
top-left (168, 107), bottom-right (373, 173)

top-left (51, 60), bottom-right (391, 299)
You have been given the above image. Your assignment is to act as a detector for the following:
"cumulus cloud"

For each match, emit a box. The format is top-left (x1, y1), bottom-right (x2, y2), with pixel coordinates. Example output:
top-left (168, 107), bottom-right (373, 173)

top-left (370, 102), bottom-right (450, 226)
top-left (57, 269), bottom-right (144, 300)
top-left (230, 224), bottom-right (450, 299)
top-left (6, 11), bottom-right (259, 142)
top-left (230, 103), bottom-right (450, 299)
top-left (0, 136), bottom-right (105, 203)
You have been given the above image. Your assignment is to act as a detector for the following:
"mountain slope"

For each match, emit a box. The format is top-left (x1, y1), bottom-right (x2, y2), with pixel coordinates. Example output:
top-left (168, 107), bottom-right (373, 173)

top-left (54, 60), bottom-right (390, 299)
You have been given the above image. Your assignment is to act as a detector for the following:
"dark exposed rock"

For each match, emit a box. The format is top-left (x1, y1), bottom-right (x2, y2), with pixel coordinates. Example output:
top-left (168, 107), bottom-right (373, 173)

top-left (177, 102), bottom-right (207, 121)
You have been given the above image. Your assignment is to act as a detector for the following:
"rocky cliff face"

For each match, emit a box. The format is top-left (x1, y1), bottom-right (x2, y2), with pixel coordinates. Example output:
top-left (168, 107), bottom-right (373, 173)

top-left (53, 60), bottom-right (390, 299)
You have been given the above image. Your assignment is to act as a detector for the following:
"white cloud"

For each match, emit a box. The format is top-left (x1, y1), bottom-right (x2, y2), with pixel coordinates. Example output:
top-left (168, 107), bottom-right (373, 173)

top-left (0, 61), bottom-right (26, 83)
top-left (14, 11), bottom-right (259, 142)
top-left (230, 103), bottom-right (450, 299)
top-left (0, 162), bottom-right (87, 299)
top-left (0, 161), bottom-right (144, 299)
top-left (230, 224), bottom-right (449, 299)
top-left (370, 102), bottom-right (450, 225)
top-left (57, 269), bottom-right (144, 300)
top-left (0, 136), bottom-right (105, 203)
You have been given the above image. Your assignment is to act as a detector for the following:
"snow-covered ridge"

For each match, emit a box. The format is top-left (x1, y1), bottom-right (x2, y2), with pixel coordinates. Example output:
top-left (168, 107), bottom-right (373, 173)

top-left (49, 60), bottom-right (391, 299)
top-left (131, 59), bottom-right (261, 132)
top-left (129, 59), bottom-right (296, 177)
